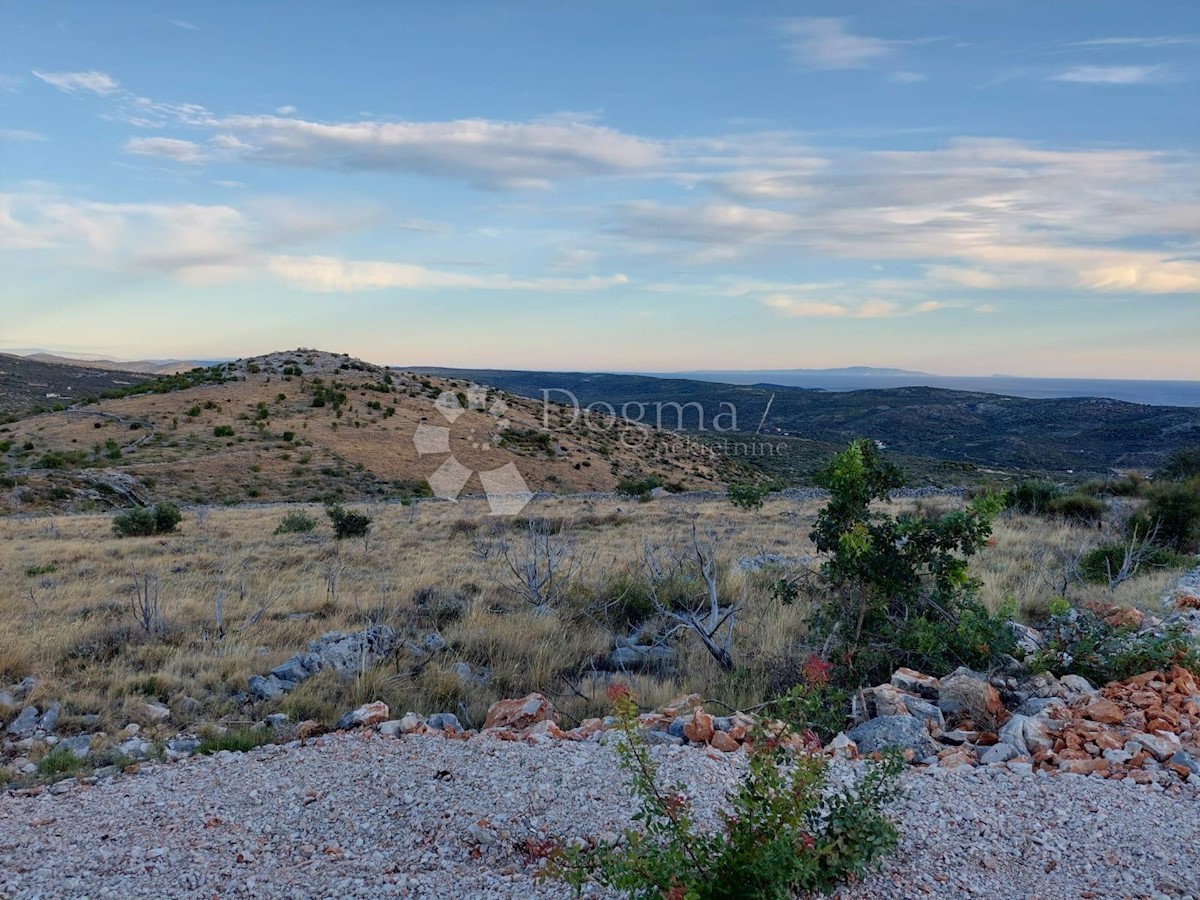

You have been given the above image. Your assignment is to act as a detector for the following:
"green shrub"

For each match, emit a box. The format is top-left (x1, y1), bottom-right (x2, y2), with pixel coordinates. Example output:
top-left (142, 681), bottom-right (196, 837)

top-left (112, 502), bottom-right (182, 537)
top-left (274, 510), bottom-right (317, 535)
top-left (326, 503), bottom-right (371, 539)
top-left (1157, 446), bottom-right (1200, 482)
top-left (728, 481), bottom-right (771, 510)
top-left (1033, 604), bottom-right (1200, 683)
top-left (1079, 542), bottom-right (1192, 584)
top-left (1045, 492), bottom-right (1105, 525)
top-left (25, 563), bottom-right (58, 577)
top-left (37, 746), bottom-right (88, 780)
top-left (1133, 479), bottom-right (1200, 553)
top-left (1004, 479), bottom-right (1060, 515)
top-left (185, 404), bottom-right (201, 417)
top-left (196, 729), bottom-right (275, 755)
top-left (549, 688), bottom-right (902, 899)
top-left (810, 439), bottom-right (1013, 687)
top-left (213, 425), bottom-right (235, 438)
top-left (616, 474), bottom-right (665, 500)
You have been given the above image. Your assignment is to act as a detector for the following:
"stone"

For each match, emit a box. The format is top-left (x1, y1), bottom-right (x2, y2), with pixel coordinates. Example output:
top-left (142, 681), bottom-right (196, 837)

top-left (6, 706), bottom-right (39, 736)
top-left (1082, 697), bottom-right (1125, 724)
top-left (683, 710), bottom-right (715, 743)
top-left (868, 684), bottom-right (914, 717)
top-left (422, 632), bottom-right (446, 653)
top-left (38, 703), bottom-right (62, 733)
top-left (1059, 674), bottom-right (1096, 697)
top-left (641, 730), bottom-right (684, 746)
top-left (1006, 621), bottom-right (1045, 655)
top-left (1016, 697), bottom-right (1064, 717)
top-left (904, 695), bottom-right (947, 731)
top-left (335, 701), bottom-right (389, 730)
top-left (825, 732), bottom-right (858, 759)
top-left (378, 719), bottom-right (404, 737)
top-left (938, 668), bottom-right (1006, 726)
top-left (426, 712), bottom-right (462, 732)
top-left (710, 731), bottom-right (740, 753)
top-left (1059, 758), bottom-right (1109, 775)
top-left (1130, 732), bottom-right (1182, 762)
top-left (118, 737), bottom-right (151, 759)
top-left (398, 712), bottom-right (425, 734)
top-left (980, 742), bottom-right (1019, 765)
top-left (1169, 750), bottom-right (1200, 776)
top-left (846, 715), bottom-right (940, 758)
top-left (451, 662), bottom-right (474, 684)
top-left (891, 668), bottom-right (940, 699)
top-left (483, 693), bottom-right (554, 732)
top-left (607, 644), bottom-right (676, 669)
top-left (263, 713), bottom-right (290, 729)
top-left (143, 701), bottom-right (171, 722)
top-left (248, 675), bottom-right (288, 702)
top-left (59, 734), bottom-right (93, 759)
top-left (269, 656), bottom-right (310, 685)
top-left (998, 713), bottom-right (1055, 757)
top-left (662, 694), bottom-right (704, 718)
top-left (165, 738), bottom-right (199, 761)
top-left (0, 691), bottom-right (14, 706)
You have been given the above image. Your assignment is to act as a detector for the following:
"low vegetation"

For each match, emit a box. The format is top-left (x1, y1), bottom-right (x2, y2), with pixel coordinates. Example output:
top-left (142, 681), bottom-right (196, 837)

top-left (112, 502), bottom-right (182, 538)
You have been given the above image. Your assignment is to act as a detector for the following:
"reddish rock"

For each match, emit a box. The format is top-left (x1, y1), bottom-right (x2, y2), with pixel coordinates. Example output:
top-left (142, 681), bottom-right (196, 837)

top-left (683, 710), bottom-right (715, 744)
top-left (661, 694), bottom-right (704, 719)
top-left (891, 668), bottom-right (940, 698)
top-left (710, 731), bottom-right (740, 752)
top-left (483, 693), bottom-right (555, 732)
top-left (336, 701), bottom-right (389, 730)
top-left (1082, 697), bottom-right (1125, 725)
top-left (1059, 758), bottom-right (1109, 775)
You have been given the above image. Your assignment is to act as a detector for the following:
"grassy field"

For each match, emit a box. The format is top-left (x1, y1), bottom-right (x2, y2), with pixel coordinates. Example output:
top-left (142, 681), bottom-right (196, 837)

top-left (0, 491), bottom-right (1186, 751)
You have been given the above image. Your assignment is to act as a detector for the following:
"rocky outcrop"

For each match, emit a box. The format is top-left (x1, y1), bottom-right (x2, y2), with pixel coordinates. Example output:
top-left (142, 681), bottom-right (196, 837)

top-left (248, 626), bottom-right (400, 701)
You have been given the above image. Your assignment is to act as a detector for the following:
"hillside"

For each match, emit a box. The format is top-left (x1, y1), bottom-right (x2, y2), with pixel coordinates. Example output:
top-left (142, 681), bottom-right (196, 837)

top-left (0, 354), bottom-right (156, 421)
top-left (19, 352), bottom-right (206, 376)
top-left (0, 350), bottom-right (734, 513)
top-left (414, 368), bottom-right (1200, 476)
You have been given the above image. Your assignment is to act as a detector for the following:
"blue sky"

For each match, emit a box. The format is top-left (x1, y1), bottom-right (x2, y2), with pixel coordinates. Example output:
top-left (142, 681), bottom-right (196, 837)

top-left (1, 1), bottom-right (1198, 377)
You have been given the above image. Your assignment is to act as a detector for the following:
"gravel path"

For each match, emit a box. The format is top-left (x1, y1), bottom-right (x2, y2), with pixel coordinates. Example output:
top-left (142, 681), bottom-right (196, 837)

top-left (1, 733), bottom-right (1197, 899)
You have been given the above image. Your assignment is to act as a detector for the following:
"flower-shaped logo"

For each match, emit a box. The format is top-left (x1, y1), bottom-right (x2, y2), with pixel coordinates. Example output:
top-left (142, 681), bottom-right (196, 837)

top-left (413, 384), bottom-right (534, 515)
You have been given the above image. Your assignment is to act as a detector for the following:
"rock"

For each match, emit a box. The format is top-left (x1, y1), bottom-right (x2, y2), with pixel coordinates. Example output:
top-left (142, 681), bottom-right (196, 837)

top-left (483, 693), bottom-right (554, 732)
top-left (379, 720), bottom-right (404, 737)
top-left (269, 656), bottom-right (310, 685)
top-left (398, 712), bottom-right (425, 734)
top-left (426, 713), bottom-right (462, 732)
top-left (938, 668), bottom-right (1006, 726)
top-left (710, 731), bottom-right (740, 753)
top-left (868, 684), bottom-right (914, 717)
top-left (891, 668), bottom-right (940, 699)
top-left (59, 734), bottom-right (93, 759)
top-left (661, 694), bottom-right (703, 718)
top-left (1081, 697), bottom-right (1125, 724)
top-left (683, 710), bottom-right (715, 743)
top-left (1059, 758), bottom-right (1109, 776)
top-left (1169, 750), bottom-right (1200, 776)
top-left (176, 696), bottom-right (202, 716)
top-left (1059, 674), bottom-right (1096, 697)
top-left (142, 701), bottom-right (171, 722)
top-left (1006, 621), bottom-right (1045, 655)
top-left (335, 701), bottom-right (389, 730)
top-left (846, 716), bottom-right (939, 758)
top-left (1129, 732), bottom-right (1182, 762)
top-left (6, 706), bottom-right (39, 736)
top-left (165, 738), bottom-right (199, 761)
top-left (422, 632), bottom-right (446, 653)
top-left (0, 691), bottom-right (14, 706)
top-left (38, 703), bottom-right (62, 733)
top-left (825, 732), bottom-right (858, 759)
top-left (118, 737), bottom-right (151, 759)
top-left (641, 730), bottom-right (684, 746)
top-left (904, 695), bottom-right (946, 731)
top-left (980, 742), bottom-right (1018, 765)
top-left (248, 674), bottom-right (290, 701)
top-left (451, 662), bottom-right (474, 684)
top-left (1016, 697), bottom-right (1064, 717)
top-left (998, 713), bottom-right (1055, 757)
top-left (263, 713), bottom-right (290, 729)
top-left (940, 730), bottom-right (978, 745)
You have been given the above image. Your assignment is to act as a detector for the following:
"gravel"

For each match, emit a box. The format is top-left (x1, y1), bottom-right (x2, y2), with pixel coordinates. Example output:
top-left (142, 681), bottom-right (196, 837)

top-left (1, 733), bottom-right (1198, 899)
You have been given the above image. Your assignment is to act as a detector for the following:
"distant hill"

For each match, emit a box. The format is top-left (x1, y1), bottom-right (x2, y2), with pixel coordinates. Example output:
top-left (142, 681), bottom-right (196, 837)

top-left (17, 352), bottom-right (209, 375)
top-left (0, 353), bottom-right (156, 420)
top-left (642, 368), bottom-right (1200, 408)
top-left (0, 350), bottom-right (734, 513)
top-left (412, 367), bottom-right (1200, 475)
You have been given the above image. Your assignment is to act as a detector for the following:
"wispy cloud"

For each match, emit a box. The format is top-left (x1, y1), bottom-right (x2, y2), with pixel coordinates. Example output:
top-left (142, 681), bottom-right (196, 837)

top-left (124, 136), bottom-right (206, 163)
top-left (1069, 36), bottom-right (1200, 49)
top-left (268, 255), bottom-right (628, 293)
top-left (1052, 65), bottom-right (1168, 84)
top-left (32, 69), bottom-right (120, 96)
top-left (0, 129), bottom-right (48, 142)
top-left (777, 18), bottom-right (895, 70)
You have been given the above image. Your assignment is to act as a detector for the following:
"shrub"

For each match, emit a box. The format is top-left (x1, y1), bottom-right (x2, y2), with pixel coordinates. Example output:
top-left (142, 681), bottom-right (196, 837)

top-left (1004, 479), bottom-right (1060, 515)
top-left (1079, 542), bottom-right (1191, 585)
top-left (728, 481), bottom-right (771, 510)
top-left (196, 728), bottom-right (275, 755)
top-left (616, 475), bottom-right (664, 500)
top-left (185, 404), bottom-right (201, 417)
top-left (112, 502), bottom-right (182, 537)
top-left (37, 746), bottom-right (88, 780)
top-left (1045, 492), bottom-right (1105, 525)
top-left (274, 510), bottom-right (317, 535)
top-left (549, 687), bottom-right (902, 899)
top-left (1133, 479), bottom-right (1200, 553)
top-left (810, 439), bottom-right (1013, 687)
top-left (326, 503), bottom-right (371, 539)
top-left (1157, 446), bottom-right (1200, 482)
top-left (213, 425), bottom-right (235, 438)
top-left (1033, 604), bottom-right (1200, 683)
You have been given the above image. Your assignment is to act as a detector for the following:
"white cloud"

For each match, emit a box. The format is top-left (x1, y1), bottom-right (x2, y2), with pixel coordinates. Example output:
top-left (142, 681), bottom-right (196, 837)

top-left (762, 294), bottom-right (943, 319)
top-left (268, 255), bottom-right (628, 293)
top-left (32, 69), bottom-right (120, 96)
top-left (0, 129), bottom-right (48, 142)
top-left (1069, 36), bottom-right (1200, 49)
top-left (1052, 65), bottom-right (1166, 85)
top-left (892, 71), bottom-right (927, 83)
top-left (778, 18), bottom-right (894, 70)
top-left (124, 136), bottom-right (206, 164)
top-left (275, 105), bottom-right (297, 115)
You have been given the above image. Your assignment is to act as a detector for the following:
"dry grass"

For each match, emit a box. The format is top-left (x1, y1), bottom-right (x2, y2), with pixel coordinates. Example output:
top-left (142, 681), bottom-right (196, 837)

top-left (0, 493), bottom-right (1184, 735)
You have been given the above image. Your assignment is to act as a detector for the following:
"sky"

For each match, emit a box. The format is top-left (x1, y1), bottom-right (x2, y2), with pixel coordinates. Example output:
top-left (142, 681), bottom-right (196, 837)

top-left (1, 1), bottom-right (1198, 379)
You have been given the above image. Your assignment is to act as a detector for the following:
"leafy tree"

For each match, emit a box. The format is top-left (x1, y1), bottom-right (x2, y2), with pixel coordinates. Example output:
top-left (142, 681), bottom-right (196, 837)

top-left (810, 439), bottom-right (1012, 686)
top-left (728, 481), bottom-right (771, 510)
top-left (326, 503), bottom-right (371, 540)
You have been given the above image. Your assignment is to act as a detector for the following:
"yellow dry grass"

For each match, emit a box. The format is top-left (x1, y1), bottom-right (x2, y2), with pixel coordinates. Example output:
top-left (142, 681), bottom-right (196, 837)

top-left (0, 493), bottom-right (1181, 735)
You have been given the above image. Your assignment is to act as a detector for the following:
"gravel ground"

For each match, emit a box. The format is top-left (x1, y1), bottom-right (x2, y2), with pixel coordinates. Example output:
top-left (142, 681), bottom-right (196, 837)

top-left (1, 732), bottom-right (1197, 899)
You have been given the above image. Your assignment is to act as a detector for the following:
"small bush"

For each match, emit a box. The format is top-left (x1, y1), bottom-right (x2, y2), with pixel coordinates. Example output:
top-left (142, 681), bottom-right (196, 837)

top-left (549, 688), bottom-right (902, 899)
top-left (1157, 446), bottom-right (1200, 482)
top-left (1134, 479), bottom-right (1200, 553)
top-left (1004, 479), bottom-right (1060, 515)
top-left (1079, 543), bottom-right (1191, 584)
top-left (112, 502), bottom-right (182, 537)
top-left (213, 425), bottom-right (235, 438)
top-left (1045, 492), bottom-right (1105, 525)
top-left (196, 728), bottom-right (275, 755)
top-left (616, 474), bottom-right (664, 500)
top-left (275, 510), bottom-right (317, 535)
top-left (1033, 604), bottom-right (1200, 683)
top-left (326, 503), bottom-right (371, 539)
top-left (37, 746), bottom-right (88, 779)
top-left (728, 481), bottom-right (771, 510)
